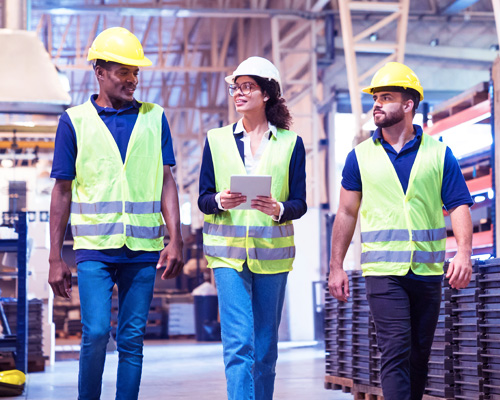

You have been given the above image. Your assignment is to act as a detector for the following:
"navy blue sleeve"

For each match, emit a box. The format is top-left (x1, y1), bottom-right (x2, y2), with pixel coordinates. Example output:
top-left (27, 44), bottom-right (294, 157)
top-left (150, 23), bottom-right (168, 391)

top-left (162, 113), bottom-right (176, 166)
top-left (50, 112), bottom-right (77, 181)
top-left (280, 136), bottom-right (308, 223)
top-left (341, 149), bottom-right (362, 191)
top-left (441, 146), bottom-right (473, 210)
top-left (198, 138), bottom-right (221, 215)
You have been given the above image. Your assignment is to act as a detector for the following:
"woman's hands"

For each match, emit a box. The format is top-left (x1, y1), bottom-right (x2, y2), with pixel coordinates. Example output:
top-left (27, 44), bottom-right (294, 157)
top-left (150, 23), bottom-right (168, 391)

top-left (251, 195), bottom-right (280, 218)
top-left (219, 190), bottom-right (280, 218)
top-left (219, 189), bottom-right (246, 210)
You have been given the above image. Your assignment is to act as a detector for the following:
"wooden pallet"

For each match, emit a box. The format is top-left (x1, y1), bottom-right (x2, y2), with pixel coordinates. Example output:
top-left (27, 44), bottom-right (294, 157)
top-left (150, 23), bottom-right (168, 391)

top-left (324, 375), bottom-right (353, 393)
top-left (352, 383), bottom-right (384, 400)
top-left (325, 376), bottom-right (450, 400)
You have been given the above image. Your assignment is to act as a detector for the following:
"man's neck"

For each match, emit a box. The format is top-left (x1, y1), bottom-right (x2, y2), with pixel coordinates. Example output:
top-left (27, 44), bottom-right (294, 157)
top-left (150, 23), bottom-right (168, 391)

top-left (95, 94), bottom-right (128, 111)
top-left (381, 120), bottom-right (415, 152)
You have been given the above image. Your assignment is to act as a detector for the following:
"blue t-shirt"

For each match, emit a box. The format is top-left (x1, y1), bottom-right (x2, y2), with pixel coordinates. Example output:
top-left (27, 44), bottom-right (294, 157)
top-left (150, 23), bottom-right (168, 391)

top-left (341, 125), bottom-right (473, 282)
top-left (51, 95), bottom-right (176, 264)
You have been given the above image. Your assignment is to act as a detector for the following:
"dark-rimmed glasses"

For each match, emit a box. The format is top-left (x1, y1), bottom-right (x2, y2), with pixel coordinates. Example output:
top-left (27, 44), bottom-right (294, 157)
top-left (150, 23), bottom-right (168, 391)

top-left (228, 82), bottom-right (258, 96)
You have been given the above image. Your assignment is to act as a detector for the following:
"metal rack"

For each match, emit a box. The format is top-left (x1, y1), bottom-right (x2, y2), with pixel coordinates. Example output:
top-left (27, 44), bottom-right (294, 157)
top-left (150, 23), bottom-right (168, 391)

top-left (0, 212), bottom-right (28, 373)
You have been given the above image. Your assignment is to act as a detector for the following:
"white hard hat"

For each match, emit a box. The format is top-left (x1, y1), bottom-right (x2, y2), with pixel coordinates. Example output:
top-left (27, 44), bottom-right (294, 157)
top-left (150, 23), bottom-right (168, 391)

top-left (225, 56), bottom-right (282, 94)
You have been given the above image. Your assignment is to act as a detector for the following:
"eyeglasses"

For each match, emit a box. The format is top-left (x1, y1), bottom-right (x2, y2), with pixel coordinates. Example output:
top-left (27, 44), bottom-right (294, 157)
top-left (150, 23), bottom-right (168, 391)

top-left (228, 82), bottom-right (258, 96)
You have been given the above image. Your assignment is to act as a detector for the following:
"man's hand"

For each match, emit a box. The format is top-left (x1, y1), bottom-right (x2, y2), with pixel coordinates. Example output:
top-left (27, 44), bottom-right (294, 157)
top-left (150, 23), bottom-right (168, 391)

top-left (220, 189), bottom-right (246, 210)
top-left (156, 240), bottom-right (184, 280)
top-left (251, 195), bottom-right (280, 217)
top-left (328, 267), bottom-right (350, 302)
top-left (48, 258), bottom-right (72, 299)
top-left (446, 251), bottom-right (472, 289)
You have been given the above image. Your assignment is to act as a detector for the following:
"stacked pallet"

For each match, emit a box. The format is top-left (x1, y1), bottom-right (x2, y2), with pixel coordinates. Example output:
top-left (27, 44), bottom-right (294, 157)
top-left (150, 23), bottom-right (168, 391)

top-left (479, 261), bottom-right (500, 399)
top-left (324, 260), bottom-right (500, 400)
top-left (424, 279), bottom-right (455, 399)
top-left (451, 265), bottom-right (482, 400)
top-left (351, 273), bottom-right (371, 386)
top-left (1, 298), bottom-right (45, 372)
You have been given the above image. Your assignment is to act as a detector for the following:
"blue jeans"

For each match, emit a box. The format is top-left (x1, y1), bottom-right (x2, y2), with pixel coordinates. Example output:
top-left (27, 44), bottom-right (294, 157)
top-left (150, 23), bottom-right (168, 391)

top-left (77, 261), bottom-right (156, 400)
top-left (365, 276), bottom-right (442, 400)
top-left (214, 264), bottom-right (288, 400)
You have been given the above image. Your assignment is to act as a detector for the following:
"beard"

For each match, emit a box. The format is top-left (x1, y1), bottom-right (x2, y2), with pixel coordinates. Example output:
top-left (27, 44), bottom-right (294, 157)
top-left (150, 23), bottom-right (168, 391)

top-left (374, 107), bottom-right (405, 128)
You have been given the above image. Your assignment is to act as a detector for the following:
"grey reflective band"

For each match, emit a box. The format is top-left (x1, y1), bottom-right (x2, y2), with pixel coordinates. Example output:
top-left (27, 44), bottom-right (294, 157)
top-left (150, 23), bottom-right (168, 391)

top-left (203, 222), bottom-right (247, 238)
top-left (72, 223), bottom-right (124, 237)
top-left (126, 225), bottom-right (166, 239)
top-left (203, 222), bottom-right (294, 239)
top-left (361, 250), bottom-right (445, 264)
top-left (203, 245), bottom-right (247, 260)
top-left (411, 228), bottom-right (447, 242)
top-left (361, 251), bottom-right (412, 264)
top-left (124, 201), bottom-right (162, 214)
top-left (361, 228), bottom-right (447, 243)
top-left (361, 229), bottom-right (409, 243)
top-left (71, 201), bottom-right (123, 214)
top-left (248, 246), bottom-right (295, 260)
top-left (71, 201), bottom-right (162, 215)
top-left (248, 224), bottom-right (294, 239)
top-left (413, 251), bottom-right (445, 263)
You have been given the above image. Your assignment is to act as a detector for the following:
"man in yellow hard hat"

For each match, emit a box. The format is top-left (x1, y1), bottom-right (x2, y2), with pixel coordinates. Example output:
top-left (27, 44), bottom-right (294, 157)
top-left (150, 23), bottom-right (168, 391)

top-left (328, 62), bottom-right (473, 400)
top-left (48, 27), bottom-right (184, 399)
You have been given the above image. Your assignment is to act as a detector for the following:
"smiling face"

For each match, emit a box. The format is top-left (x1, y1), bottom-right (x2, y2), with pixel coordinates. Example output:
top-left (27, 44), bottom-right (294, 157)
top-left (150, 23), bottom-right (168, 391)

top-left (372, 91), bottom-right (406, 128)
top-left (231, 76), bottom-right (268, 116)
top-left (95, 61), bottom-right (139, 109)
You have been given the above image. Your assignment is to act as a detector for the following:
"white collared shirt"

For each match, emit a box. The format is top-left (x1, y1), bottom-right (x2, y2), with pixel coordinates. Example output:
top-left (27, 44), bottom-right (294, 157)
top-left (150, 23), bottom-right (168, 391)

top-left (233, 119), bottom-right (277, 174)
top-left (216, 119), bottom-right (284, 221)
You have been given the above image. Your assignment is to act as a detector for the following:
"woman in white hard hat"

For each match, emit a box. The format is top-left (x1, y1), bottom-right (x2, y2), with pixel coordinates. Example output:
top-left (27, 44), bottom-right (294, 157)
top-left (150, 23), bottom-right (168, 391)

top-left (198, 56), bottom-right (307, 400)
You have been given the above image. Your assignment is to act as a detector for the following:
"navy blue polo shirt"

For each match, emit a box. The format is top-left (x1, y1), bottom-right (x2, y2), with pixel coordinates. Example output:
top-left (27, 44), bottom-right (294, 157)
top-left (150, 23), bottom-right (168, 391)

top-left (51, 95), bottom-right (176, 264)
top-left (341, 125), bottom-right (473, 282)
top-left (198, 126), bottom-right (307, 222)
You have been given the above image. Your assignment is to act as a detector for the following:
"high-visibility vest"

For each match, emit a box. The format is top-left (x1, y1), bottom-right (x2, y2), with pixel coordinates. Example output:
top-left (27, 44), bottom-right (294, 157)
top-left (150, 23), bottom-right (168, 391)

top-left (67, 100), bottom-right (165, 251)
top-left (355, 132), bottom-right (447, 276)
top-left (203, 124), bottom-right (297, 274)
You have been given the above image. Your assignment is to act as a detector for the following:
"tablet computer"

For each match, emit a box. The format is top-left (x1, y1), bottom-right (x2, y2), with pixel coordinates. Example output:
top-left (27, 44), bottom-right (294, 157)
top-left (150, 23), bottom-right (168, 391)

top-left (230, 175), bottom-right (272, 210)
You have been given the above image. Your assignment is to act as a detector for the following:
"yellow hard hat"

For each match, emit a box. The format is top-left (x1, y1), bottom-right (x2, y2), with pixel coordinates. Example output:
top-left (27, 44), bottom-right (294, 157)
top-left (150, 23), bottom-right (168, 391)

top-left (87, 27), bottom-right (152, 67)
top-left (362, 62), bottom-right (424, 101)
top-left (0, 370), bottom-right (25, 385)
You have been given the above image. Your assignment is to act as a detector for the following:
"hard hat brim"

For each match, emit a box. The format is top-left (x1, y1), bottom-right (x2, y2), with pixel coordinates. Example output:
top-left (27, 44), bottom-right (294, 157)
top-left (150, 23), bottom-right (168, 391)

top-left (361, 84), bottom-right (424, 101)
top-left (87, 49), bottom-right (152, 67)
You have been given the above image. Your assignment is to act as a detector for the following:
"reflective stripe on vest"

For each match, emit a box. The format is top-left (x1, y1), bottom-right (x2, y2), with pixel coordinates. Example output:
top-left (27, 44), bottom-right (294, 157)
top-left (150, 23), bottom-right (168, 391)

top-left (71, 201), bottom-right (161, 215)
top-left (361, 227), bottom-right (447, 243)
top-left (71, 201), bottom-right (123, 214)
top-left (203, 124), bottom-right (297, 274)
top-left (203, 245), bottom-right (247, 260)
top-left (203, 221), bottom-right (294, 239)
top-left (360, 250), bottom-right (445, 264)
top-left (126, 225), bottom-right (166, 239)
top-left (203, 244), bottom-right (296, 261)
top-left (72, 223), bottom-right (166, 239)
top-left (72, 223), bottom-right (124, 237)
top-left (356, 131), bottom-right (447, 276)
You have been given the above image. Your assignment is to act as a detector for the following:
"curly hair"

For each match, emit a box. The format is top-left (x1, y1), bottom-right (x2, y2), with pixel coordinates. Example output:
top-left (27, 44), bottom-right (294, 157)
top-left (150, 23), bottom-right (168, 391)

top-left (249, 75), bottom-right (293, 130)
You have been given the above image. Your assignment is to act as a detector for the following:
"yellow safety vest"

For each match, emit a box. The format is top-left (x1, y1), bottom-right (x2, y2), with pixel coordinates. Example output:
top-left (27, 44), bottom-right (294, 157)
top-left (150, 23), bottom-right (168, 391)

top-left (67, 100), bottom-right (165, 251)
top-left (355, 132), bottom-right (447, 276)
top-left (203, 124), bottom-right (297, 274)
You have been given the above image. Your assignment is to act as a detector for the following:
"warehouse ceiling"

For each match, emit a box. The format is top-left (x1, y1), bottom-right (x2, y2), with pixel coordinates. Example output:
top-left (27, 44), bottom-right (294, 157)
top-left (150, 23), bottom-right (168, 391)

top-left (0, 0), bottom-right (498, 217)
top-left (0, 29), bottom-right (71, 114)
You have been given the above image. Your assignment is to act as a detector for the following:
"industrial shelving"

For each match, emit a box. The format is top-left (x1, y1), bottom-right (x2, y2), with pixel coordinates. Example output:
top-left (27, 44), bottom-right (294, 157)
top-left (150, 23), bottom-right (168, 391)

top-left (425, 82), bottom-right (494, 258)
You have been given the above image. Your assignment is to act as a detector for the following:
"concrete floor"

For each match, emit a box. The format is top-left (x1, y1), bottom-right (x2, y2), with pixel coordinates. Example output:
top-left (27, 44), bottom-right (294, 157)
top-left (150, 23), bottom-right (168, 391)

top-left (9, 341), bottom-right (353, 399)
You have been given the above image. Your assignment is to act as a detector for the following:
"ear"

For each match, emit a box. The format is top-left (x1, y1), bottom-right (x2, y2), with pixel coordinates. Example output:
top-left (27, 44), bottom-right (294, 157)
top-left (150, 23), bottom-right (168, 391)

top-left (403, 99), bottom-right (414, 114)
top-left (94, 65), bottom-right (105, 81)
